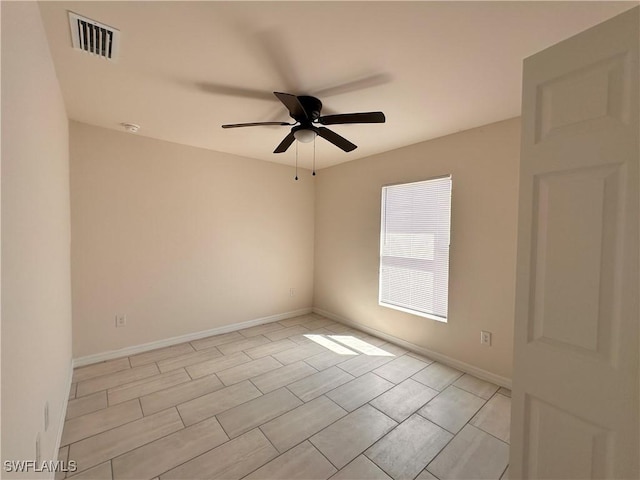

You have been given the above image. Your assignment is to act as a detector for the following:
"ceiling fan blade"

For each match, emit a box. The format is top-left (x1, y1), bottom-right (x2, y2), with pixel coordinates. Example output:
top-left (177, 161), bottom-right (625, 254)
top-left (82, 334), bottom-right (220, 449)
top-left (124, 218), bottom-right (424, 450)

top-left (312, 73), bottom-right (392, 98)
top-left (274, 92), bottom-right (308, 120)
top-left (254, 29), bottom-right (301, 92)
top-left (318, 112), bottom-right (386, 125)
top-left (274, 131), bottom-right (296, 153)
top-left (222, 121), bottom-right (292, 129)
top-left (316, 127), bottom-right (357, 152)
top-left (196, 82), bottom-right (275, 102)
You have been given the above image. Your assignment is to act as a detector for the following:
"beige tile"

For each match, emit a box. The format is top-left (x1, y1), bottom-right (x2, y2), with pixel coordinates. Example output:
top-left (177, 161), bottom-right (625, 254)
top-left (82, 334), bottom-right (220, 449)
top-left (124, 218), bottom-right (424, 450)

top-left (324, 322), bottom-right (355, 334)
top-left (291, 332), bottom-right (357, 352)
top-left (373, 355), bottom-right (430, 384)
top-left (272, 343), bottom-right (326, 365)
top-left (305, 351), bottom-right (355, 370)
top-left (61, 399), bottom-right (142, 446)
top-left (326, 373), bottom-right (394, 412)
top-left (411, 362), bottom-right (463, 391)
top-left (217, 335), bottom-right (271, 355)
top-left (156, 347), bottom-right (222, 373)
top-left (419, 385), bottom-right (486, 434)
top-left (288, 366), bottom-right (354, 402)
top-left (366, 414), bottom-right (453, 479)
top-left (160, 428), bottom-right (278, 480)
top-left (328, 335), bottom-right (391, 354)
top-left (470, 393), bottom-right (511, 443)
top-left (303, 330), bottom-right (343, 343)
top-left (376, 342), bottom-right (408, 356)
top-left (69, 409), bottom-right (183, 474)
top-left (245, 441), bottom-right (336, 480)
top-left (370, 378), bottom-right (439, 422)
top-left (278, 315), bottom-right (313, 327)
top-left (178, 380), bottom-right (262, 426)
top-left (112, 416), bottom-right (228, 479)
top-left (73, 358), bottom-right (131, 383)
top-left (453, 374), bottom-right (499, 400)
top-left (427, 425), bottom-right (509, 480)
top-left (325, 328), bottom-right (361, 338)
top-left (498, 387), bottom-right (511, 398)
top-left (190, 331), bottom-right (244, 351)
top-left (345, 333), bottom-right (388, 348)
top-left (415, 469), bottom-right (439, 479)
top-left (337, 354), bottom-right (395, 377)
top-left (251, 361), bottom-right (318, 394)
top-left (140, 374), bottom-right (223, 416)
top-left (265, 325), bottom-right (309, 341)
top-left (289, 328), bottom-right (335, 345)
top-left (67, 461), bottom-right (112, 479)
top-left (304, 318), bottom-right (338, 330)
top-left (56, 445), bottom-right (69, 480)
top-left (245, 338), bottom-right (297, 359)
top-left (359, 333), bottom-right (390, 345)
top-left (239, 322), bottom-right (286, 338)
top-left (260, 396), bottom-right (347, 453)
top-left (69, 383), bottom-right (77, 400)
top-left (66, 391), bottom-right (108, 420)
top-left (108, 369), bottom-right (191, 405)
top-left (310, 405), bottom-right (397, 469)
top-left (406, 352), bottom-right (435, 364)
top-left (185, 351), bottom-right (251, 379)
top-left (129, 343), bottom-right (195, 367)
top-left (76, 364), bottom-right (159, 397)
top-left (217, 356), bottom-right (283, 386)
top-left (330, 455), bottom-right (392, 480)
top-left (217, 387), bottom-right (302, 438)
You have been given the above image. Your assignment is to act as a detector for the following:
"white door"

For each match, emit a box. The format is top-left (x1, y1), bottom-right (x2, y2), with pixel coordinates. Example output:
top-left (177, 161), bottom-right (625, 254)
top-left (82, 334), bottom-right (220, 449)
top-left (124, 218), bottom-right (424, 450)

top-left (511, 6), bottom-right (639, 479)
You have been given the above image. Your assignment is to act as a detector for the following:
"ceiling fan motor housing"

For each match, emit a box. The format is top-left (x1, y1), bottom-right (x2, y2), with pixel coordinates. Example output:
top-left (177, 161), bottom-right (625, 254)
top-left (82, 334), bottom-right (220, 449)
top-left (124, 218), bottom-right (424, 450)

top-left (296, 96), bottom-right (323, 122)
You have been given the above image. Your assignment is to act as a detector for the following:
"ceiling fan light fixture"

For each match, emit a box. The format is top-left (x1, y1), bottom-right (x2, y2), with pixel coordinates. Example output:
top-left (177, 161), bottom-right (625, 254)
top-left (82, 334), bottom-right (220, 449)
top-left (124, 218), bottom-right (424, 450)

top-left (293, 129), bottom-right (316, 143)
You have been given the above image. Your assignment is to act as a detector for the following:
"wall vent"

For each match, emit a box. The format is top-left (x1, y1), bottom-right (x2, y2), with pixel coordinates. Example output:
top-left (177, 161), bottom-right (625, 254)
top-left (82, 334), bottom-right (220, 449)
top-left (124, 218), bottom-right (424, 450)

top-left (68, 12), bottom-right (120, 61)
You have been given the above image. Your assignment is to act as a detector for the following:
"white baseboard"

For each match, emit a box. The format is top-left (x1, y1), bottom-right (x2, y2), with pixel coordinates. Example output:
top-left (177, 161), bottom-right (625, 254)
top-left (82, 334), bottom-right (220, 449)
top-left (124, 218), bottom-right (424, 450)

top-left (73, 307), bottom-right (313, 368)
top-left (314, 307), bottom-right (512, 389)
top-left (72, 305), bottom-right (511, 388)
top-left (51, 358), bottom-right (74, 479)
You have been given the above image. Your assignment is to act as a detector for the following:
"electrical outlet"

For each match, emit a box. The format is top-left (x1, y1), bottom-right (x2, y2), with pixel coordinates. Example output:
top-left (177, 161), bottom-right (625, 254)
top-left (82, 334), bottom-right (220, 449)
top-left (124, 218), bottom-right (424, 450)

top-left (44, 401), bottom-right (49, 431)
top-left (480, 330), bottom-right (492, 346)
top-left (289, 288), bottom-right (296, 297)
top-left (35, 432), bottom-right (41, 464)
top-left (115, 314), bottom-right (127, 327)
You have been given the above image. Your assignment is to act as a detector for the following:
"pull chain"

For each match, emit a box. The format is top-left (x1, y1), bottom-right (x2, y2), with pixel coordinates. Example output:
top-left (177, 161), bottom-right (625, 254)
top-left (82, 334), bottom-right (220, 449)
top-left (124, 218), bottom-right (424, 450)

top-left (312, 136), bottom-right (316, 176)
top-left (295, 141), bottom-right (298, 181)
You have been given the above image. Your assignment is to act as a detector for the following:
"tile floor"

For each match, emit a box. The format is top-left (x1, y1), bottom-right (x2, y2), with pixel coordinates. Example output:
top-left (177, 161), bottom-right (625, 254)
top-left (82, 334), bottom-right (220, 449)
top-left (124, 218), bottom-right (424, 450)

top-left (59, 314), bottom-right (511, 480)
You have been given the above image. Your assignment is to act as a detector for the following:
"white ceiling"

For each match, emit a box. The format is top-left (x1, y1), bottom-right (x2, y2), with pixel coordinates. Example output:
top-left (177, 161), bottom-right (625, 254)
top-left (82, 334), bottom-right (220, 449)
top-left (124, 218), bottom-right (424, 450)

top-left (39, 1), bottom-right (635, 169)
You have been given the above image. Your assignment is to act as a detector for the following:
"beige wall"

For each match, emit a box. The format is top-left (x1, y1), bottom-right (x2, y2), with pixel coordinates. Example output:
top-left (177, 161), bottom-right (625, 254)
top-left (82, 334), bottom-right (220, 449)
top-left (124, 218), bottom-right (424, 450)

top-left (70, 122), bottom-right (314, 358)
top-left (314, 118), bottom-right (520, 380)
top-left (1, 1), bottom-right (72, 472)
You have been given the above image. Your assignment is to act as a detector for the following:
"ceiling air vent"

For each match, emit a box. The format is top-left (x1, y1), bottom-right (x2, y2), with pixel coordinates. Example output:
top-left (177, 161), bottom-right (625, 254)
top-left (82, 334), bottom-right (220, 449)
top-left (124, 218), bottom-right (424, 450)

top-left (68, 12), bottom-right (120, 61)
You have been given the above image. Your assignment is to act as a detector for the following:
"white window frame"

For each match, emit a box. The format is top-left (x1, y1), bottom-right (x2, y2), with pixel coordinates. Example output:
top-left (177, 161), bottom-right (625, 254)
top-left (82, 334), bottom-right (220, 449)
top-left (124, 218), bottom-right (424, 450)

top-left (378, 175), bottom-right (452, 322)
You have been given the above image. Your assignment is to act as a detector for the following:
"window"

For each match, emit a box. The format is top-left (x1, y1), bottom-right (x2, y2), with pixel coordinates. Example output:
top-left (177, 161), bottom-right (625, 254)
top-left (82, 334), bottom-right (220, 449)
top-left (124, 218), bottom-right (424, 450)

top-left (379, 176), bottom-right (452, 322)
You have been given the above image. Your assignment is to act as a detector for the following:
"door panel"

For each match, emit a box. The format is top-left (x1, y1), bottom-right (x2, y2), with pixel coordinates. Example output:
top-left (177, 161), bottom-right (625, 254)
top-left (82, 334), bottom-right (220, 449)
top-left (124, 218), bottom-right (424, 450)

top-left (511, 7), bottom-right (638, 479)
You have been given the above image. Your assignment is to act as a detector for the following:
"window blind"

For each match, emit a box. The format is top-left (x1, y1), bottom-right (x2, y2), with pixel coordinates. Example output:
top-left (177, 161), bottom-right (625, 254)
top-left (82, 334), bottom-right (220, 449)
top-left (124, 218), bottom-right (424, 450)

top-left (379, 176), bottom-right (452, 321)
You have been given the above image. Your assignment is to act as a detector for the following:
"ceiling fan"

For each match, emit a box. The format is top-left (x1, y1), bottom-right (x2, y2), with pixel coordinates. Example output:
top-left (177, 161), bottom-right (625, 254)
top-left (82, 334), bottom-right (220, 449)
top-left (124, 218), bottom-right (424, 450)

top-left (222, 92), bottom-right (385, 153)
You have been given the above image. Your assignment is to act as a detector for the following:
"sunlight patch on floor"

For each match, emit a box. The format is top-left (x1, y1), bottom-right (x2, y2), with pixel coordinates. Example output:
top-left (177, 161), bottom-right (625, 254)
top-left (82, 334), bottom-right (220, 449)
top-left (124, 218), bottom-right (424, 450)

top-left (303, 334), bottom-right (359, 355)
top-left (329, 335), bottom-right (395, 356)
top-left (304, 333), bottom-right (395, 357)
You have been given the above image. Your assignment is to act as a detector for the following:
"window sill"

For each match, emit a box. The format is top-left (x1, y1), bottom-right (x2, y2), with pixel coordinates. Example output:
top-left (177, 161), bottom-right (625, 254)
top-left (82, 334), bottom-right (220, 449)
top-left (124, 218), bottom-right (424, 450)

top-left (378, 301), bottom-right (448, 323)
